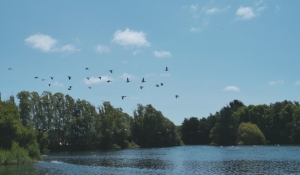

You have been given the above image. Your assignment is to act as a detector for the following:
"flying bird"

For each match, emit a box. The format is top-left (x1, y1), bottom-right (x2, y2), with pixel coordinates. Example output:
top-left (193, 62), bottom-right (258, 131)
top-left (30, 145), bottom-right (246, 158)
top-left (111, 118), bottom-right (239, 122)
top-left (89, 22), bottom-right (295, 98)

top-left (69, 86), bottom-right (72, 89)
top-left (109, 70), bottom-right (113, 73)
top-left (68, 76), bottom-right (71, 80)
top-left (156, 84), bottom-right (160, 87)
top-left (165, 67), bottom-right (168, 71)
top-left (8, 68), bottom-right (12, 70)
top-left (48, 84), bottom-right (51, 86)
top-left (141, 78), bottom-right (146, 83)
top-left (87, 77), bottom-right (90, 80)
top-left (140, 86), bottom-right (143, 89)
top-left (89, 86), bottom-right (92, 89)
top-left (122, 96), bottom-right (126, 100)
top-left (68, 88), bottom-right (71, 90)
top-left (126, 78), bottom-right (130, 83)
top-left (85, 67), bottom-right (89, 70)
top-left (107, 80), bottom-right (111, 83)
top-left (98, 77), bottom-right (101, 79)
top-left (160, 83), bottom-right (163, 86)
top-left (175, 95), bottom-right (179, 99)
top-left (50, 77), bottom-right (54, 80)
top-left (35, 77), bottom-right (38, 79)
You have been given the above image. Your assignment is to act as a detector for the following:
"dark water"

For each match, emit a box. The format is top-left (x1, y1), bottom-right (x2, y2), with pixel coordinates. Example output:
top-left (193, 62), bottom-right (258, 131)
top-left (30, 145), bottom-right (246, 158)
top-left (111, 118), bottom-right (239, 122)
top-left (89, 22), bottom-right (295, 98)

top-left (1, 145), bottom-right (300, 175)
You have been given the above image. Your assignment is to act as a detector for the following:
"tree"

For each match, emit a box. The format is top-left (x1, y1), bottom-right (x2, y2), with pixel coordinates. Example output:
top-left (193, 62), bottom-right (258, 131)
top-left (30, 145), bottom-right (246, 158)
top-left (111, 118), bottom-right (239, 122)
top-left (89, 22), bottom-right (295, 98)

top-left (237, 122), bottom-right (266, 145)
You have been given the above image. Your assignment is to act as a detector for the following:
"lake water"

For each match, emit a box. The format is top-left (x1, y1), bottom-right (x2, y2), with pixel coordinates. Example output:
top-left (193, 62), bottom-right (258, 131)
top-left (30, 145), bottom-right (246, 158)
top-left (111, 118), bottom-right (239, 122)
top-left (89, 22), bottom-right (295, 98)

top-left (1, 145), bottom-right (300, 174)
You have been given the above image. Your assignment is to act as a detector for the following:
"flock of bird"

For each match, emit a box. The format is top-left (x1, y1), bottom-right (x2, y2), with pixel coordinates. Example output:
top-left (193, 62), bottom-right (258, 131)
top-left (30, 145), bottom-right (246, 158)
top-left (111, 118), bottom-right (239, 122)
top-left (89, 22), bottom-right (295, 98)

top-left (7, 66), bottom-right (179, 100)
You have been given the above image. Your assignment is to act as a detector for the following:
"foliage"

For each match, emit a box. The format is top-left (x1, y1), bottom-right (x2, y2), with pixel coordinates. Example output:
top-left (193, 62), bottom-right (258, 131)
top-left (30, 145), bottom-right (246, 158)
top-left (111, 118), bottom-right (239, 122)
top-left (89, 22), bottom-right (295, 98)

top-left (237, 122), bottom-right (266, 145)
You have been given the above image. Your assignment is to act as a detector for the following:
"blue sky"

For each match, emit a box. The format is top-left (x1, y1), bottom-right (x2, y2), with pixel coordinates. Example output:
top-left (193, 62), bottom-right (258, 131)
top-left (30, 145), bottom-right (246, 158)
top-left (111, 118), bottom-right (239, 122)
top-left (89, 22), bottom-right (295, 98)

top-left (1, 0), bottom-right (299, 125)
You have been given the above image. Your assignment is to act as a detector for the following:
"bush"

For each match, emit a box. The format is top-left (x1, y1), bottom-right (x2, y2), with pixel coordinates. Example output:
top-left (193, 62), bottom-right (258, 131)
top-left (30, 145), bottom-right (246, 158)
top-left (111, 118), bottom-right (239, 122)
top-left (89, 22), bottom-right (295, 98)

top-left (3, 142), bottom-right (30, 164)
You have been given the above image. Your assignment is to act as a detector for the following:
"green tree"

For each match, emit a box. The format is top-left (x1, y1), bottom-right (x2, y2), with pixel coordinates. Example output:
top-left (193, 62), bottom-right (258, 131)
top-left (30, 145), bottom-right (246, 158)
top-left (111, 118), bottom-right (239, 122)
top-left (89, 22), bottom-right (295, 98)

top-left (237, 122), bottom-right (266, 145)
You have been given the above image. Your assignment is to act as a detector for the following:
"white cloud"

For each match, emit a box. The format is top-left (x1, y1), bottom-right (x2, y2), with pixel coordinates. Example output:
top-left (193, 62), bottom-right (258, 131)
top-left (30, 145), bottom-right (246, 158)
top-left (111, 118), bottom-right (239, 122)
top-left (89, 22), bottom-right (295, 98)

top-left (269, 79), bottom-right (284, 85)
top-left (153, 51), bottom-right (172, 58)
top-left (224, 86), bottom-right (240, 92)
top-left (60, 44), bottom-right (78, 52)
top-left (133, 50), bottom-right (141, 55)
top-left (83, 76), bottom-right (113, 85)
top-left (112, 28), bottom-right (150, 47)
top-left (206, 7), bottom-right (220, 15)
top-left (236, 7), bottom-right (256, 20)
top-left (295, 81), bottom-right (300, 86)
top-left (190, 4), bottom-right (198, 12)
top-left (52, 82), bottom-right (64, 87)
top-left (94, 45), bottom-right (110, 53)
top-left (119, 73), bottom-right (135, 80)
top-left (25, 34), bottom-right (57, 52)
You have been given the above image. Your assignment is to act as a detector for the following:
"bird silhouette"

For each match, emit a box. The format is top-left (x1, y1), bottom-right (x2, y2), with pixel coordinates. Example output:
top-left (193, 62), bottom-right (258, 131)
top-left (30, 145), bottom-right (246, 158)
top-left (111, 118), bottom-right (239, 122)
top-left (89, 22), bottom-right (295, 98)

top-left (156, 84), bottom-right (159, 87)
top-left (98, 77), bottom-right (101, 79)
top-left (165, 67), bottom-right (168, 71)
top-left (85, 67), bottom-right (89, 70)
top-left (35, 77), bottom-right (38, 79)
top-left (89, 86), bottom-right (92, 89)
top-left (50, 77), bottom-right (54, 80)
top-left (107, 80), bottom-right (111, 83)
top-left (175, 95), bottom-right (179, 98)
top-left (48, 84), bottom-right (51, 86)
top-left (87, 77), bottom-right (90, 80)
top-left (68, 76), bottom-right (71, 80)
top-left (140, 86), bottom-right (143, 89)
top-left (141, 78), bottom-right (146, 83)
top-left (109, 70), bottom-right (113, 73)
top-left (126, 78), bottom-right (130, 83)
top-left (122, 96), bottom-right (126, 100)
top-left (8, 68), bottom-right (12, 70)
top-left (68, 88), bottom-right (71, 90)
top-left (69, 86), bottom-right (72, 89)
top-left (161, 83), bottom-right (163, 86)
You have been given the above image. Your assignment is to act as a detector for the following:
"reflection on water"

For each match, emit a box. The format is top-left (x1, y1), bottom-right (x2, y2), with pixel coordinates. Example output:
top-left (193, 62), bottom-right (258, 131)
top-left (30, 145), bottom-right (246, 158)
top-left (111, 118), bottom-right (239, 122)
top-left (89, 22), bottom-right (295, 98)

top-left (1, 146), bottom-right (300, 174)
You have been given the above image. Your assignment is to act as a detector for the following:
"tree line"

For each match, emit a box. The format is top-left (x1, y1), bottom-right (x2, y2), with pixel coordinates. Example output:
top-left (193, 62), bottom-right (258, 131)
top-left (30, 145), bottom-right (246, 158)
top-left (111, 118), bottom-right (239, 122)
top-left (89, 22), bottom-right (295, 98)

top-left (1, 90), bottom-right (300, 164)
top-left (181, 100), bottom-right (300, 145)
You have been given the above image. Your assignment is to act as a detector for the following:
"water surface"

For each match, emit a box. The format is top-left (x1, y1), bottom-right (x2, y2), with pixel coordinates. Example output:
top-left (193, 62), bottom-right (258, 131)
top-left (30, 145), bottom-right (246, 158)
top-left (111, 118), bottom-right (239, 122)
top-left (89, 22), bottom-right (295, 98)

top-left (1, 145), bottom-right (300, 174)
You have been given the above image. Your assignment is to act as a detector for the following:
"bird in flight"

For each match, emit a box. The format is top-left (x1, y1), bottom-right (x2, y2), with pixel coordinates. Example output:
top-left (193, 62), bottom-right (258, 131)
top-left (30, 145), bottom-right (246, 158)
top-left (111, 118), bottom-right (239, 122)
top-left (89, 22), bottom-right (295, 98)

top-left (141, 78), bottom-right (146, 83)
top-left (69, 86), bottom-right (72, 89)
top-left (175, 95), bottom-right (179, 99)
top-left (48, 84), bottom-right (51, 86)
top-left (85, 67), bottom-right (89, 70)
top-left (140, 86), bottom-right (143, 89)
top-left (89, 86), bottom-right (92, 89)
top-left (35, 77), bottom-right (38, 79)
top-left (50, 77), bottom-right (54, 80)
top-left (165, 67), bottom-right (168, 71)
top-left (107, 80), bottom-right (111, 83)
top-left (109, 70), bottom-right (113, 73)
top-left (160, 83), bottom-right (163, 86)
top-left (98, 77), bottom-right (101, 79)
top-left (68, 76), bottom-right (71, 80)
top-left (122, 96), bottom-right (126, 100)
top-left (156, 84), bottom-right (159, 87)
top-left (126, 78), bottom-right (130, 83)
top-left (87, 77), bottom-right (90, 80)
top-left (8, 68), bottom-right (12, 70)
top-left (68, 88), bottom-right (71, 90)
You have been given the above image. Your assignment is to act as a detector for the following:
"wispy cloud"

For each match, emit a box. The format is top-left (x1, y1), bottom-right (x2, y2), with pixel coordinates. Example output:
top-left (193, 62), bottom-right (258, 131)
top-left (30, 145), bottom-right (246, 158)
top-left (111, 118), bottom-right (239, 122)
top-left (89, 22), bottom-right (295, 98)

top-left (52, 82), bottom-right (64, 87)
top-left (119, 73), bottom-right (135, 80)
top-left (133, 50), bottom-right (141, 55)
top-left (25, 34), bottom-right (57, 52)
top-left (94, 44), bottom-right (110, 53)
top-left (224, 86), bottom-right (240, 92)
top-left (83, 76), bottom-right (113, 85)
top-left (153, 51), bottom-right (172, 58)
top-left (112, 28), bottom-right (150, 47)
top-left (269, 79), bottom-right (284, 85)
top-left (295, 81), bottom-right (300, 86)
top-left (160, 73), bottom-right (171, 77)
top-left (25, 34), bottom-right (79, 52)
top-left (235, 1), bottom-right (268, 20)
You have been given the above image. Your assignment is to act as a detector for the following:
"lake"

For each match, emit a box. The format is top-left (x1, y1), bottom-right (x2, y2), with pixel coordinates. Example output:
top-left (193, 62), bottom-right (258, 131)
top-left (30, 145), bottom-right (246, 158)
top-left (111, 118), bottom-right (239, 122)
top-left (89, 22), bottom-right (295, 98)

top-left (1, 145), bottom-right (300, 174)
